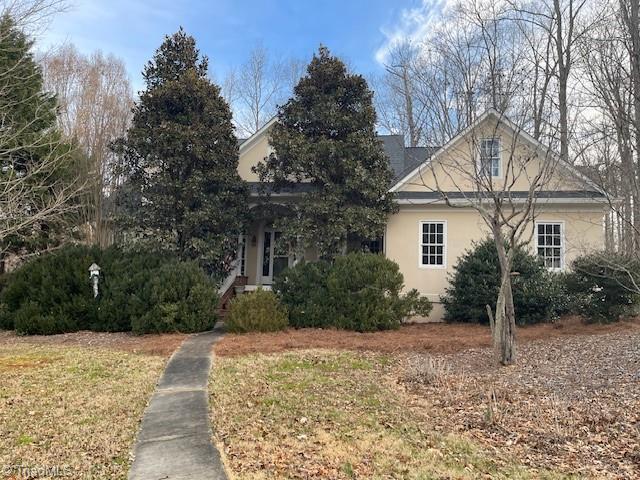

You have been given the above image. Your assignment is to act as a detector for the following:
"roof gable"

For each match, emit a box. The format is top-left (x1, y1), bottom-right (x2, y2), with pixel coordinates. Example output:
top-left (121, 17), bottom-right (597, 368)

top-left (389, 109), bottom-right (605, 196)
top-left (238, 118), bottom-right (435, 185)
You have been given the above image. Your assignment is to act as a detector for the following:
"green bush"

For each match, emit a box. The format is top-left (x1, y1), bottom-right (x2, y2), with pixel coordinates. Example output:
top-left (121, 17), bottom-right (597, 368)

top-left (0, 245), bottom-right (218, 335)
top-left (441, 238), bottom-right (567, 325)
top-left (225, 288), bottom-right (288, 333)
top-left (0, 302), bottom-right (12, 330)
top-left (274, 253), bottom-right (432, 332)
top-left (130, 262), bottom-right (218, 334)
top-left (1, 245), bottom-right (101, 334)
top-left (562, 252), bottom-right (639, 323)
top-left (274, 260), bottom-right (332, 328)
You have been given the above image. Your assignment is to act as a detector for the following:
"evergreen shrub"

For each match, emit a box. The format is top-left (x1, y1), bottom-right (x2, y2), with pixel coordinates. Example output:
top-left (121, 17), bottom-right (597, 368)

top-left (0, 245), bottom-right (218, 334)
top-left (441, 238), bottom-right (568, 325)
top-left (274, 252), bottom-right (432, 331)
top-left (562, 252), bottom-right (639, 323)
top-left (225, 289), bottom-right (288, 333)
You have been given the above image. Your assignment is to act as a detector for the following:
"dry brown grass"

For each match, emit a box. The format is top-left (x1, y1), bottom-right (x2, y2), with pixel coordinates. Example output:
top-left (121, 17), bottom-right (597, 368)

top-left (210, 350), bottom-right (572, 479)
top-left (210, 326), bottom-right (640, 479)
top-left (401, 330), bottom-right (640, 479)
top-left (0, 340), bottom-right (169, 479)
top-left (0, 330), bottom-right (186, 357)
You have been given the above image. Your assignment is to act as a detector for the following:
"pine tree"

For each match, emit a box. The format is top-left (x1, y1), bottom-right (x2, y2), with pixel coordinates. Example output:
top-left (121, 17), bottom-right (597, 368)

top-left (114, 28), bottom-right (248, 275)
top-left (255, 46), bottom-right (396, 258)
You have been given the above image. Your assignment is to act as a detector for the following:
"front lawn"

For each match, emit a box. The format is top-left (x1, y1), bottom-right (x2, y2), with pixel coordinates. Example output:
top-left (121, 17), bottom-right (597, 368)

top-left (210, 351), bottom-right (569, 479)
top-left (0, 333), bottom-right (180, 479)
top-left (210, 321), bottom-right (640, 479)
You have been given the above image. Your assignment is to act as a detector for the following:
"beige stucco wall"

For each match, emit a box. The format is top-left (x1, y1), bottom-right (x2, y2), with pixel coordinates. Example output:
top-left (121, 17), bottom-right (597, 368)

top-left (398, 120), bottom-right (586, 194)
top-left (238, 134), bottom-right (272, 182)
top-left (386, 204), bottom-right (606, 321)
top-left (237, 112), bottom-right (607, 322)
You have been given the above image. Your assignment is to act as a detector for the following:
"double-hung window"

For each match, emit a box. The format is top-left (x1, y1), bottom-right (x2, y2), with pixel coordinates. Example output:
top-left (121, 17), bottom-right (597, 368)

top-left (479, 138), bottom-right (501, 178)
top-left (536, 222), bottom-right (564, 270)
top-left (420, 221), bottom-right (446, 267)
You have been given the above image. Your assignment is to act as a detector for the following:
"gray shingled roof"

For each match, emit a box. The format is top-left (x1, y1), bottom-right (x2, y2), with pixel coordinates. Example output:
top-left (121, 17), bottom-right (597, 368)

top-left (244, 134), bottom-right (438, 191)
top-left (378, 135), bottom-right (439, 181)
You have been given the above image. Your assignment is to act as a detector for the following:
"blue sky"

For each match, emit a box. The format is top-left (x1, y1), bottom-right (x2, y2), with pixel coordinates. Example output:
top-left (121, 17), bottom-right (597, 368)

top-left (40, 0), bottom-right (447, 92)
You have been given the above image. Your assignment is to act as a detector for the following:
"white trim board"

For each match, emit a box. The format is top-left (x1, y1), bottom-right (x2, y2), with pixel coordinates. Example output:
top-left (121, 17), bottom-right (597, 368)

top-left (239, 116), bottom-right (278, 154)
top-left (396, 197), bottom-right (609, 206)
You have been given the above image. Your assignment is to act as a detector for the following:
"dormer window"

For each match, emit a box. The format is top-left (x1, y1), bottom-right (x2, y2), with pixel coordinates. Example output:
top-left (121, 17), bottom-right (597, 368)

top-left (479, 138), bottom-right (501, 178)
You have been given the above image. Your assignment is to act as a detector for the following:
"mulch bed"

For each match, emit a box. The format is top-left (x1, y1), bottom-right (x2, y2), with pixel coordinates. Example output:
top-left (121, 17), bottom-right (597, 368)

top-left (0, 330), bottom-right (187, 357)
top-left (214, 316), bottom-right (640, 357)
top-left (399, 330), bottom-right (640, 479)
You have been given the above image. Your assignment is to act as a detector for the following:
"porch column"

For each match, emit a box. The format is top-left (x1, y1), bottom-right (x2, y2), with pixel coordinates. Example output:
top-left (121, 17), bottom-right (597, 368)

top-left (293, 235), bottom-right (303, 266)
top-left (236, 233), bottom-right (245, 277)
top-left (256, 222), bottom-right (264, 285)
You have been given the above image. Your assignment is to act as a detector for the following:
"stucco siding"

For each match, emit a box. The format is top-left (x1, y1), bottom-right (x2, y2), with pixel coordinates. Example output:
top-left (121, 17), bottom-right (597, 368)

top-left (397, 121), bottom-right (589, 194)
top-left (386, 205), bottom-right (606, 322)
top-left (238, 134), bottom-right (271, 182)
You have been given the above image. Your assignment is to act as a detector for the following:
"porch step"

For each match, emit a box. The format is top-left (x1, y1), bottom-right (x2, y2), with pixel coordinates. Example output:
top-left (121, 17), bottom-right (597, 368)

top-left (215, 275), bottom-right (248, 320)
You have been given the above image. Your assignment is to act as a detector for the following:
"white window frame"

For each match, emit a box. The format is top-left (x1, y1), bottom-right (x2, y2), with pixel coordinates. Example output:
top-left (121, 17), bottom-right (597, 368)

top-left (418, 220), bottom-right (447, 269)
top-left (535, 221), bottom-right (565, 271)
top-left (478, 137), bottom-right (502, 179)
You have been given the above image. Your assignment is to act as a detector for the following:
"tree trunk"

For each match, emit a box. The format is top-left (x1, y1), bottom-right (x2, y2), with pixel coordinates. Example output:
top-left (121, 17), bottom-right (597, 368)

top-left (492, 230), bottom-right (517, 365)
top-left (501, 271), bottom-right (517, 365)
top-left (401, 66), bottom-right (418, 147)
top-left (622, 0), bottom-right (640, 248)
top-left (554, 0), bottom-right (570, 165)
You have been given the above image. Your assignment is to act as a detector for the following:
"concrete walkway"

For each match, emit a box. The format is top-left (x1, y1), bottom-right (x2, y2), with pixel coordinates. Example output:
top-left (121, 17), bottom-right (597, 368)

top-left (128, 325), bottom-right (228, 480)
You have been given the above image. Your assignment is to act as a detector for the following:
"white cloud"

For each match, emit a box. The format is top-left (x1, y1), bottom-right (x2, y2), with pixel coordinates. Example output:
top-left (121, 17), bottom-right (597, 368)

top-left (374, 0), bottom-right (455, 65)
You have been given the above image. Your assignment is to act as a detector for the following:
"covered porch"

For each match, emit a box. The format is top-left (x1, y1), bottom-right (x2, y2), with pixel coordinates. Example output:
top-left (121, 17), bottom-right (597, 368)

top-left (217, 202), bottom-right (385, 314)
top-left (238, 218), bottom-right (319, 290)
top-left (218, 204), bottom-right (318, 303)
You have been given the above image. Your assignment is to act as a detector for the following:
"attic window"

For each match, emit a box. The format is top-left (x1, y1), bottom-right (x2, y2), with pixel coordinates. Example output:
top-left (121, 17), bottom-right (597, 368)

top-left (479, 138), bottom-right (501, 178)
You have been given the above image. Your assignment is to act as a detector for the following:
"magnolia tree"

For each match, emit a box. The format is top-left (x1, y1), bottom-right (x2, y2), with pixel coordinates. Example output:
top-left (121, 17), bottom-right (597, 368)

top-left (113, 28), bottom-right (248, 276)
top-left (255, 46), bottom-right (396, 259)
top-left (406, 110), bottom-right (560, 364)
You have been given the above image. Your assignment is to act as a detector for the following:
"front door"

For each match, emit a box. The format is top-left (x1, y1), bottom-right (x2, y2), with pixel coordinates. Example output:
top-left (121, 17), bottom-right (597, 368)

top-left (261, 230), bottom-right (290, 285)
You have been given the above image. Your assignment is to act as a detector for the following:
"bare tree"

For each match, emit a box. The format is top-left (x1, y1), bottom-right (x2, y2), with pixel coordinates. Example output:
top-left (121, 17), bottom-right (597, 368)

top-left (570, 0), bottom-right (640, 253)
top-left (1, 147), bottom-right (82, 247)
top-left (226, 46), bottom-right (306, 138)
top-left (378, 42), bottom-right (424, 147)
top-left (507, 0), bottom-right (594, 164)
top-left (405, 110), bottom-right (560, 364)
top-left (1, 1), bottom-right (84, 254)
top-left (234, 45), bottom-right (285, 136)
top-left (40, 44), bottom-right (133, 246)
top-left (1, 0), bottom-right (67, 33)
top-left (376, 2), bottom-right (531, 147)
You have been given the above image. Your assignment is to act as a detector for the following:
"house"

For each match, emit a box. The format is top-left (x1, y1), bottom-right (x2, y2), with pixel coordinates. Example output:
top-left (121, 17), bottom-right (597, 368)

top-left (222, 109), bottom-right (608, 321)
